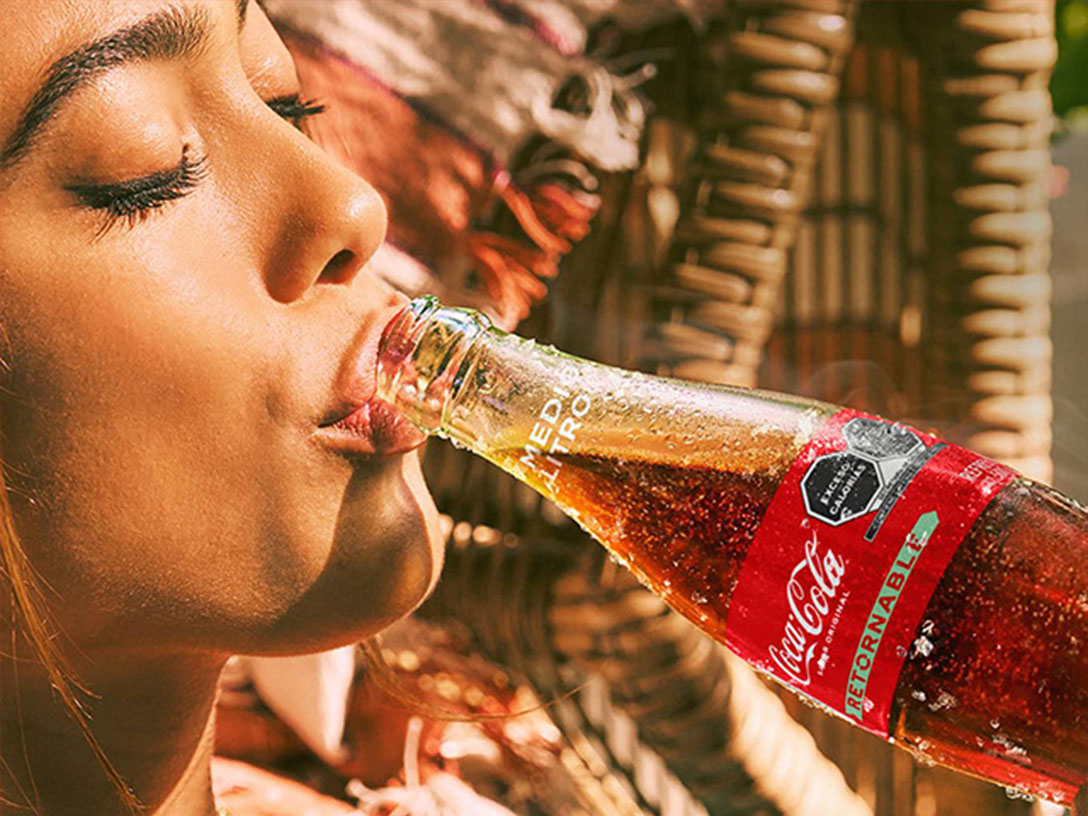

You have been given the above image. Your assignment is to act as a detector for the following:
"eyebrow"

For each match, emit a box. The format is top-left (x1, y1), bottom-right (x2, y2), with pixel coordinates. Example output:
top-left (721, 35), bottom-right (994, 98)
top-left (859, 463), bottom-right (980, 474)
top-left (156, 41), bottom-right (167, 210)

top-left (1, 1), bottom-right (248, 173)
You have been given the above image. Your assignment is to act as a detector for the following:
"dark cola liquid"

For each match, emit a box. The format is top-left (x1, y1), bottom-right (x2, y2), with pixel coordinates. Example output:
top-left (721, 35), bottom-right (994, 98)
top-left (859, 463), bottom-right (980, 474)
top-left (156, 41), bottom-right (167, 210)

top-left (496, 448), bottom-right (1088, 804)
top-left (891, 479), bottom-right (1088, 803)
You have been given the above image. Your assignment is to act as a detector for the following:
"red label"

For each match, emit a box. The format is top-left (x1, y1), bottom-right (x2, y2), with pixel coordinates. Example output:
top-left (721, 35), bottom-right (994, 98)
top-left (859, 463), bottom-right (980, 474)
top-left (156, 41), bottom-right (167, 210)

top-left (724, 409), bottom-right (1016, 736)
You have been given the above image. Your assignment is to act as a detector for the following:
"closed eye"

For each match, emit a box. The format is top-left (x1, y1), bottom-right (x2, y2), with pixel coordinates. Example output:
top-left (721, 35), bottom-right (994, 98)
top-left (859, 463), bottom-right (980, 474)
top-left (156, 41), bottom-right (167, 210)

top-left (63, 95), bottom-right (326, 237)
top-left (65, 145), bottom-right (208, 237)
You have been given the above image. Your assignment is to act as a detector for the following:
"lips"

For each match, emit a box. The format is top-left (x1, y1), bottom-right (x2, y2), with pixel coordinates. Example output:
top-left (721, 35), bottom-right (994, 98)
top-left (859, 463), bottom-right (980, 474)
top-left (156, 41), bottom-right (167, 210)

top-left (312, 298), bottom-right (426, 458)
top-left (315, 397), bottom-right (425, 457)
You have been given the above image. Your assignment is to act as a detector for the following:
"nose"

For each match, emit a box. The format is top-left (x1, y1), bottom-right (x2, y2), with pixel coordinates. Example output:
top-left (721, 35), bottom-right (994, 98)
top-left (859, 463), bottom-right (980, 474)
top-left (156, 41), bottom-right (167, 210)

top-left (260, 137), bottom-right (388, 304)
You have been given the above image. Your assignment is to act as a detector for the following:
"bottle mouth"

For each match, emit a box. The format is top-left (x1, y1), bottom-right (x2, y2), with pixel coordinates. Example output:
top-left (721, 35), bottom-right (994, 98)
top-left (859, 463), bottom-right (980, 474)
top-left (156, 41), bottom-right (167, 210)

top-left (375, 296), bottom-right (490, 433)
top-left (377, 296), bottom-right (442, 385)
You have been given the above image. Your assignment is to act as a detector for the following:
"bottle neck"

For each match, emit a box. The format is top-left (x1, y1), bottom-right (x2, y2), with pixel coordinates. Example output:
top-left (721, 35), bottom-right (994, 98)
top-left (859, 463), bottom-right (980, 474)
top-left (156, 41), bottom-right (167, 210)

top-left (376, 297), bottom-right (829, 479)
top-left (375, 296), bottom-right (490, 436)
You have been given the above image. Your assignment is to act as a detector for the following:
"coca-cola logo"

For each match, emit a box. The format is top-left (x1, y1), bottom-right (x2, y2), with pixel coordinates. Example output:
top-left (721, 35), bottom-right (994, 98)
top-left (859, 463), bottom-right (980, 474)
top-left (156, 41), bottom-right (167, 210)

top-left (768, 531), bottom-right (846, 687)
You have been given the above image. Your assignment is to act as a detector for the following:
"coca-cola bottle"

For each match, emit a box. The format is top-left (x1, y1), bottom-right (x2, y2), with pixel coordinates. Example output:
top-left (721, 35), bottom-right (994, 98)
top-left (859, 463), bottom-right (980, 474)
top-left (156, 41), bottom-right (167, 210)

top-left (375, 296), bottom-right (1088, 806)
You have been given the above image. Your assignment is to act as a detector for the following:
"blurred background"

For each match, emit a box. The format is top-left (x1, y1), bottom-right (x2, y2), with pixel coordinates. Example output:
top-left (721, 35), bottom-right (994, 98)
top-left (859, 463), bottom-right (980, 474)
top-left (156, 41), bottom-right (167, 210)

top-left (216, 2), bottom-right (1087, 815)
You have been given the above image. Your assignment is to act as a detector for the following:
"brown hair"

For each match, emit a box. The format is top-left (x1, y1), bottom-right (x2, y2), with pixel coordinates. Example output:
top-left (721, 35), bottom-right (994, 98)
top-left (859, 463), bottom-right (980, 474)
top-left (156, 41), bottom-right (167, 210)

top-left (0, 457), bottom-right (143, 813)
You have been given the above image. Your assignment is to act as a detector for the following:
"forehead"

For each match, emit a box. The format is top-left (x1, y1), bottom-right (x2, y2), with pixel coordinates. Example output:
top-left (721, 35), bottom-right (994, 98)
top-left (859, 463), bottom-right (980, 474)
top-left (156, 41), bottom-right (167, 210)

top-left (0, 0), bottom-right (221, 144)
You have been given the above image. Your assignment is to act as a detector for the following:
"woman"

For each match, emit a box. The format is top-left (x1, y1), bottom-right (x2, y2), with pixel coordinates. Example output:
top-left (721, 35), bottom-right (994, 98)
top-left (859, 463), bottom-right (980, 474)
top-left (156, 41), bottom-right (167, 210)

top-left (0, 1), bottom-right (445, 813)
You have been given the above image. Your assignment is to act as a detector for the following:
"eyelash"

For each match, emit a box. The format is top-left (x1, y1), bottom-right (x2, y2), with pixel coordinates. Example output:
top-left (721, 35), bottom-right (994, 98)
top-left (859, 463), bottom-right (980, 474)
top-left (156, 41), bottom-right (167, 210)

top-left (67, 94), bottom-right (327, 234)
top-left (67, 145), bottom-right (209, 235)
top-left (264, 94), bottom-right (326, 130)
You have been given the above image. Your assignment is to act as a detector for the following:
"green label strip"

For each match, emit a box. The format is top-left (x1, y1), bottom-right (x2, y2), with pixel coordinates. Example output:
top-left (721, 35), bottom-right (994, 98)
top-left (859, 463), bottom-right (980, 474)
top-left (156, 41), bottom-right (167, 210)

top-left (844, 511), bottom-right (940, 721)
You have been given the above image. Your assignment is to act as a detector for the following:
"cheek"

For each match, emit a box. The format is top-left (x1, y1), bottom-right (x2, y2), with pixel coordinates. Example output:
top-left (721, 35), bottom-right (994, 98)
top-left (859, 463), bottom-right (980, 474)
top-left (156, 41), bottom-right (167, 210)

top-left (238, 451), bottom-right (445, 656)
top-left (0, 237), bottom-right (314, 647)
top-left (400, 451), bottom-right (446, 597)
top-left (318, 451), bottom-right (443, 627)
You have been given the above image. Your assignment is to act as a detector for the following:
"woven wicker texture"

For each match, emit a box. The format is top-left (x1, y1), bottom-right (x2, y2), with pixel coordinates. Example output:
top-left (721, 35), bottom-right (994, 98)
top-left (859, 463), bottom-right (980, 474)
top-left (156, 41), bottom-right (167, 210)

top-left (420, 520), bottom-right (871, 816)
top-left (420, 522), bottom-right (710, 816)
top-left (762, 1), bottom-right (1055, 483)
top-left (917, 1), bottom-right (1055, 482)
top-left (641, 0), bottom-right (858, 389)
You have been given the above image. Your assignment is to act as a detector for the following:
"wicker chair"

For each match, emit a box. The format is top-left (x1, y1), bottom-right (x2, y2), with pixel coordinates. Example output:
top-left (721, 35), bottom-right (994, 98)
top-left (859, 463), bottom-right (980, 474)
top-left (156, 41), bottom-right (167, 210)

top-left (418, 2), bottom-right (1061, 815)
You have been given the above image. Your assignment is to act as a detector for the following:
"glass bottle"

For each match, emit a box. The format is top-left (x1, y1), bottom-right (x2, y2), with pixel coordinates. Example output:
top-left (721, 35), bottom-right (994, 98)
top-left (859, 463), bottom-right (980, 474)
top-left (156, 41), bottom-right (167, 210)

top-left (375, 296), bottom-right (1088, 806)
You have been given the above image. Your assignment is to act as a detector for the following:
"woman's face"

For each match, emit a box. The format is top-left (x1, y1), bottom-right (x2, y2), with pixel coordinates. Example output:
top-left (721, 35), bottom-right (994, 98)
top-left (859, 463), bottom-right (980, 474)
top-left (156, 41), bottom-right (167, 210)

top-left (0, 0), bottom-right (443, 657)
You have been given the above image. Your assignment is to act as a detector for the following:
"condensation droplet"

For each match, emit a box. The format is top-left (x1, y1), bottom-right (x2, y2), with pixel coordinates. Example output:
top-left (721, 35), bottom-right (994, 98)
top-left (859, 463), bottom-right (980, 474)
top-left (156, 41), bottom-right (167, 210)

top-left (912, 635), bottom-right (935, 657)
top-left (1002, 786), bottom-right (1034, 802)
top-left (608, 552), bottom-right (629, 570)
top-left (927, 691), bottom-right (956, 712)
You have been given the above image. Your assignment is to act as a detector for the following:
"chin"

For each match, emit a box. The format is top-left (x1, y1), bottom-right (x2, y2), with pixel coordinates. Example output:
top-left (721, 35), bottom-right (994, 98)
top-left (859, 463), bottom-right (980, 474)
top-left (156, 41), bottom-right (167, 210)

top-left (255, 451), bottom-right (444, 656)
